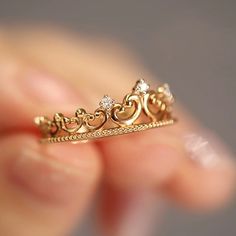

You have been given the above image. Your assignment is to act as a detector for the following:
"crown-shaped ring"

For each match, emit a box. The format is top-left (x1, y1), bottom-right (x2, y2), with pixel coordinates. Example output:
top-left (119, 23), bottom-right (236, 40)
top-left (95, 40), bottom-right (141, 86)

top-left (35, 79), bottom-right (177, 143)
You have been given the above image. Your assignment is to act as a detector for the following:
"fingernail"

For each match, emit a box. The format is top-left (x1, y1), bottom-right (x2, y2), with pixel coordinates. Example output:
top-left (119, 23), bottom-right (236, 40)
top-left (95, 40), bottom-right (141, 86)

top-left (6, 144), bottom-right (86, 204)
top-left (19, 71), bottom-right (79, 105)
top-left (184, 132), bottom-right (232, 169)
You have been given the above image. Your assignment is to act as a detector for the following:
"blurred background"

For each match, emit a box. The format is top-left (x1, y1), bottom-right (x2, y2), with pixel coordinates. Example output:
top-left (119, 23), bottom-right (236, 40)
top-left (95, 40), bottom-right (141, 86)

top-left (0, 0), bottom-right (235, 235)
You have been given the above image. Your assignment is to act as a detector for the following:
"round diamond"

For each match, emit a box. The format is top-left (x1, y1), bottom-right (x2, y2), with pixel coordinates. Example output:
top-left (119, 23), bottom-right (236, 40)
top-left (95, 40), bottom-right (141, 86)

top-left (133, 79), bottom-right (150, 94)
top-left (99, 95), bottom-right (115, 110)
top-left (163, 84), bottom-right (174, 102)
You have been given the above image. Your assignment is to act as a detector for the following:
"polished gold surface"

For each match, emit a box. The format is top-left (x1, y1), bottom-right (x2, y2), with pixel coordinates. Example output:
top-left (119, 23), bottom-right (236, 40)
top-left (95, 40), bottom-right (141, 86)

top-left (35, 80), bottom-right (176, 143)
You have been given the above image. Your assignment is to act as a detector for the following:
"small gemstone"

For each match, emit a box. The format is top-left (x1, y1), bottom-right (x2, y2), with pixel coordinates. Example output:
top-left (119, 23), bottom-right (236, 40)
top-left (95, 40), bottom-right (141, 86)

top-left (99, 95), bottom-right (115, 110)
top-left (134, 79), bottom-right (150, 94)
top-left (163, 84), bottom-right (174, 102)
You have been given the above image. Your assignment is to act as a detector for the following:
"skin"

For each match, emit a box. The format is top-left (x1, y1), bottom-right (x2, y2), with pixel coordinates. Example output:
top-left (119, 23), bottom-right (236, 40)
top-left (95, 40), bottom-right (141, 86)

top-left (0, 26), bottom-right (235, 236)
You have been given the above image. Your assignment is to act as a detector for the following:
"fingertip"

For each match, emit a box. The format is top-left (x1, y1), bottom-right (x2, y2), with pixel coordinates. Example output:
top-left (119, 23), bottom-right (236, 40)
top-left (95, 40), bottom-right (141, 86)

top-left (165, 159), bottom-right (236, 211)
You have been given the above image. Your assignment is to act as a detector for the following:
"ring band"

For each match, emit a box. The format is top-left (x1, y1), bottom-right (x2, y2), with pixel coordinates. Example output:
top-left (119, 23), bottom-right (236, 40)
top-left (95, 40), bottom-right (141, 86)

top-left (35, 79), bottom-right (177, 144)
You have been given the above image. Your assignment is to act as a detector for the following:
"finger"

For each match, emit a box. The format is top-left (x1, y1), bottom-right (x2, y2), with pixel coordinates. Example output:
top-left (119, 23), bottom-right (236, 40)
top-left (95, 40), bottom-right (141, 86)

top-left (4, 26), bottom-right (235, 211)
top-left (163, 127), bottom-right (236, 210)
top-left (5, 28), bottom-right (182, 188)
top-left (98, 106), bottom-right (235, 209)
top-left (0, 41), bottom-right (103, 235)
top-left (1, 26), bottom-right (152, 99)
top-left (0, 59), bottom-right (85, 132)
top-left (0, 134), bottom-right (101, 236)
top-left (6, 28), bottom-right (171, 235)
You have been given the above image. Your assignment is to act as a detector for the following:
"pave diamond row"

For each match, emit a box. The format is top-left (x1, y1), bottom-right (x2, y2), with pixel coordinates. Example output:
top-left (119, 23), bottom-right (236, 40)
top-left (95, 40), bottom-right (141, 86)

top-left (41, 119), bottom-right (175, 144)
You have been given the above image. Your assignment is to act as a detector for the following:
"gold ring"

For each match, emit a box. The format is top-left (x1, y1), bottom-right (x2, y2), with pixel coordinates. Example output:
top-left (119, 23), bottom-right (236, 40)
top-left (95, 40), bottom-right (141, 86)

top-left (35, 79), bottom-right (177, 144)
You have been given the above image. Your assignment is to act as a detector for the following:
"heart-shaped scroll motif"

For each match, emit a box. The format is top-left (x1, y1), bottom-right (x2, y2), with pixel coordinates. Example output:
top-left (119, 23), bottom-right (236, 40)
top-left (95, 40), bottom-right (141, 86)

top-left (111, 93), bottom-right (142, 126)
top-left (84, 108), bottom-right (107, 131)
top-left (142, 90), bottom-right (167, 121)
top-left (53, 113), bottom-right (84, 134)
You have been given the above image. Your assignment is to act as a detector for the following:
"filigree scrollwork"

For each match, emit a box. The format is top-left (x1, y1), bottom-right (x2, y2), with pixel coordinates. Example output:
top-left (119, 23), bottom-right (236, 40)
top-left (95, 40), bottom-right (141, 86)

top-left (156, 84), bottom-right (174, 104)
top-left (111, 93), bottom-right (142, 126)
top-left (83, 108), bottom-right (107, 131)
top-left (34, 116), bottom-right (57, 137)
top-left (142, 90), bottom-right (166, 121)
top-left (35, 80), bottom-right (175, 140)
top-left (142, 84), bottom-right (174, 121)
top-left (53, 112), bottom-right (84, 135)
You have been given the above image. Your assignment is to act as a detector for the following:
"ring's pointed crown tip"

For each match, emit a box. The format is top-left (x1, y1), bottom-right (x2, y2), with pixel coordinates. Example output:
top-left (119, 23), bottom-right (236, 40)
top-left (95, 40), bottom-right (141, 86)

top-left (34, 116), bottom-right (46, 126)
top-left (133, 79), bottom-right (150, 94)
top-left (99, 95), bottom-right (115, 110)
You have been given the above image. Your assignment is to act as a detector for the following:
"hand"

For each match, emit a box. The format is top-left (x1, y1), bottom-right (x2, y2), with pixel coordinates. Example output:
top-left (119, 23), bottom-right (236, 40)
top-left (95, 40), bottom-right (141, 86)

top-left (0, 27), bottom-right (235, 236)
